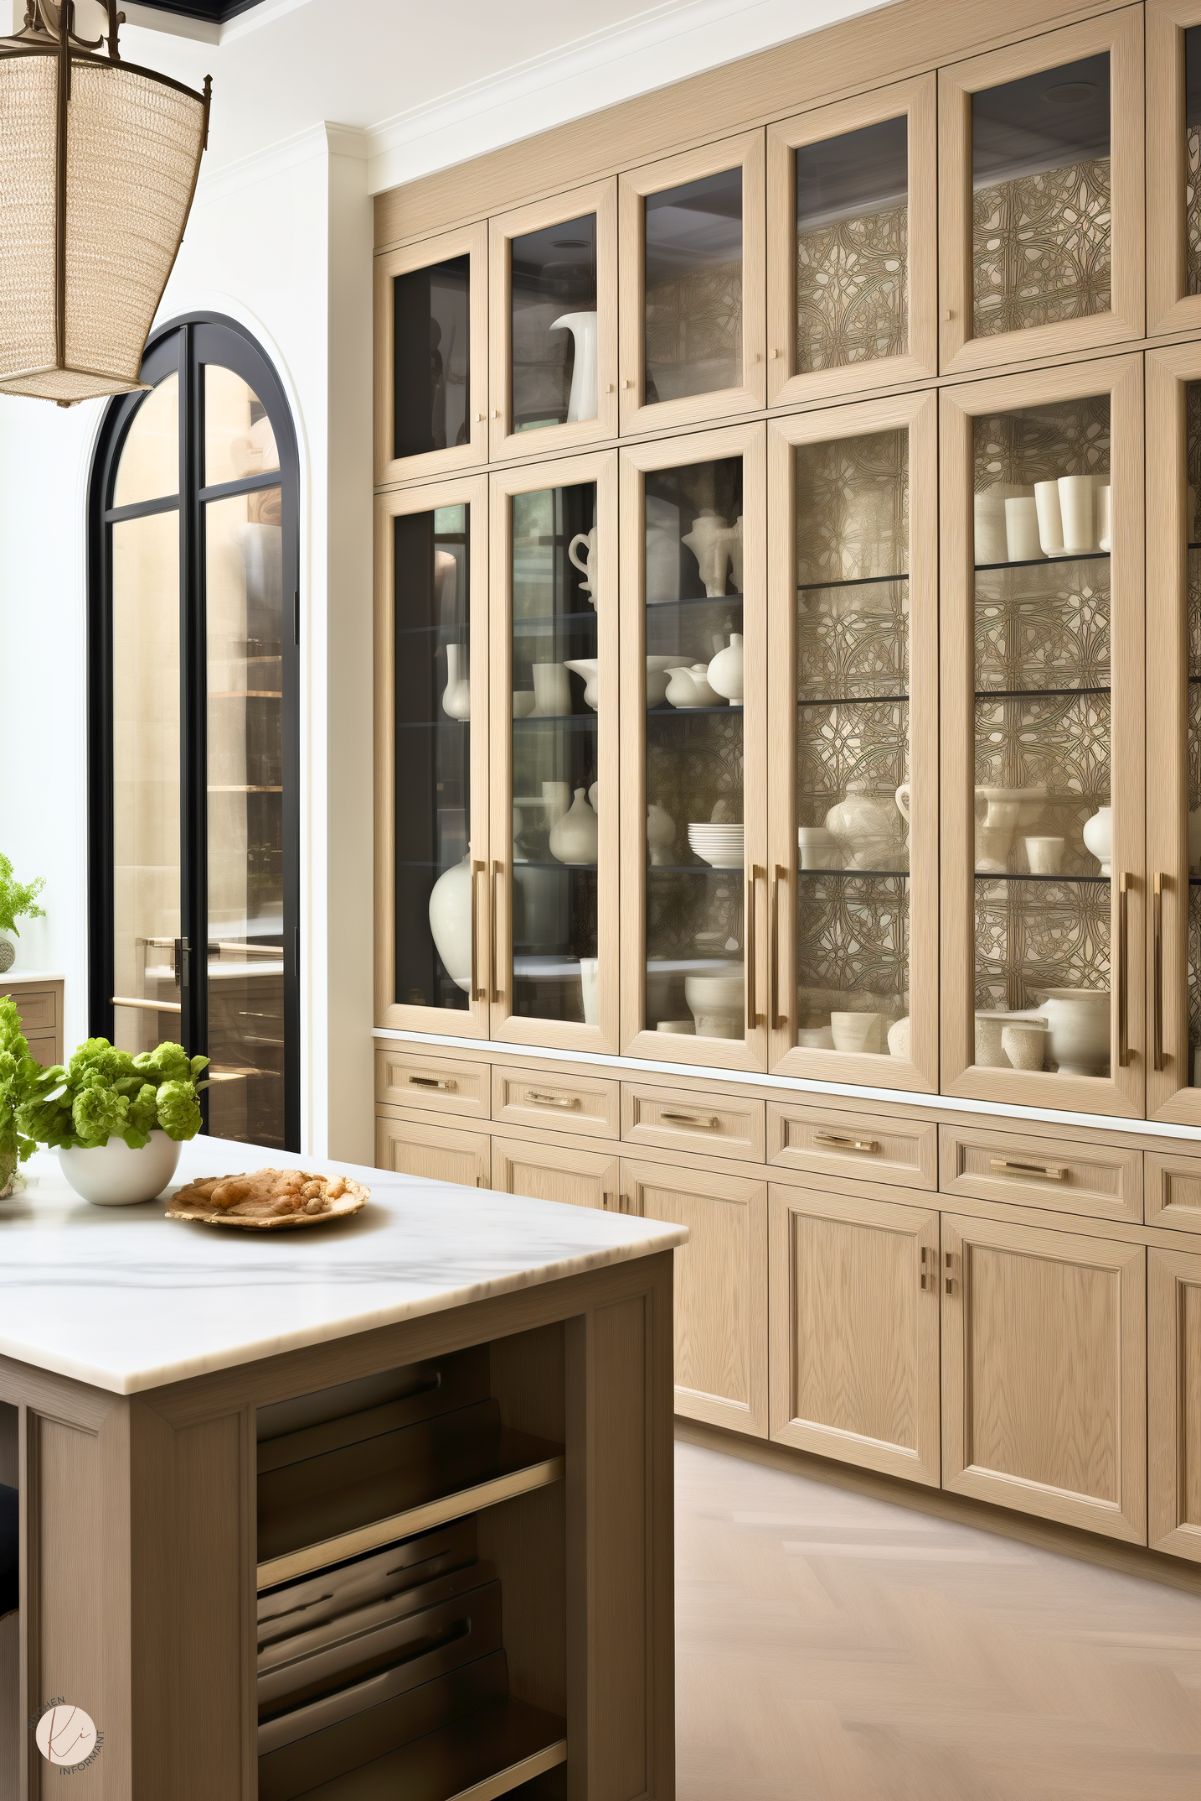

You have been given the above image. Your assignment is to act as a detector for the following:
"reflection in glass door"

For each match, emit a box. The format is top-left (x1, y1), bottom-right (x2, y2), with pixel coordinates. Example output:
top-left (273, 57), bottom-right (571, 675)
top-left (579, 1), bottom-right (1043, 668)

top-left (375, 222), bottom-right (487, 482)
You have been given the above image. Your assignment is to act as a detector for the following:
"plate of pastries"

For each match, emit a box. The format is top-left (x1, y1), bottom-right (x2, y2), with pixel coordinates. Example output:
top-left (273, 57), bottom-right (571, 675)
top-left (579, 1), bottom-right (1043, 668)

top-left (165, 1167), bottom-right (369, 1230)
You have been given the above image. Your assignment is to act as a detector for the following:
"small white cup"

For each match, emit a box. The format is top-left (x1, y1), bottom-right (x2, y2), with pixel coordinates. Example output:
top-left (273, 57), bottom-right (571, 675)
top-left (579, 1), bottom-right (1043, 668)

top-left (1024, 834), bottom-right (1065, 875)
top-left (1057, 475), bottom-right (1097, 555)
top-left (1033, 480), bottom-right (1064, 556)
top-left (1001, 1021), bottom-right (1048, 1072)
top-left (797, 826), bottom-right (839, 870)
top-left (655, 1019), bottom-right (694, 1035)
top-left (1004, 495), bottom-right (1042, 563)
top-left (830, 1010), bottom-right (884, 1054)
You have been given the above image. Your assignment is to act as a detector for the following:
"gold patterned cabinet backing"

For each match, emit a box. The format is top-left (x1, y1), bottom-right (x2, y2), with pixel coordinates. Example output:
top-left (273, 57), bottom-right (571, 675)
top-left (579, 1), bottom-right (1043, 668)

top-left (487, 179), bottom-right (618, 462)
top-left (938, 1121), bottom-right (1143, 1225)
top-left (491, 1135), bottom-right (621, 1211)
top-left (488, 451), bottom-right (620, 1054)
top-left (767, 1101), bottom-right (936, 1190)
top-left (375, 1112), bottom-right (491, 1187)
top-left (374, 1047), bottom-right (491, 1120)
top-left (491, 1065), bottom-right (620, 1138)
top-left (619, 421), bottom-right (769, 1069)
top-left (374, 222), bottom-right (488, 486)
top-left (1149, 1244), bottom-right (1201, 1560)
top-left (1146, 1148), bottom-right (1201, 1233)
top-left (621, 1082), bottom-right (764, 1162)
top-left (766, 75), bottom-right (937, 408)
top-left (1147, 0), bottom-right (1201, 336)
top-left (625, 1157), bottom-right (768, 1436)
top-left (939, 356), bottom-right (1146, 1118)
top-left (941, 1214), bottom-right (1146, 1542)
top-left (767, 391), bottom-right (938, 1092)
top-left (618, 131), bottom-right (766, 437)
top-left (768, 1184), bottom-right (941, 1486)
top-left (375, 477), bottom-right (492, 1038)
top-left (937, 10), bottom-right (1144, 375)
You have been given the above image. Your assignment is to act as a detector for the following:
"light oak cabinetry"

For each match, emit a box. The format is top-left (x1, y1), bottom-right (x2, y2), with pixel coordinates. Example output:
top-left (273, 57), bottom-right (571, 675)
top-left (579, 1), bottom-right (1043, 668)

top-left (375, 1113), bottom-right (491, 1188)
top-left (0, 975), bottom-right (63, 1066)
top-left (1149, 1243), bottom-right (1201, 1558)
top-left (491, 1136), bottom-right (621, 1211)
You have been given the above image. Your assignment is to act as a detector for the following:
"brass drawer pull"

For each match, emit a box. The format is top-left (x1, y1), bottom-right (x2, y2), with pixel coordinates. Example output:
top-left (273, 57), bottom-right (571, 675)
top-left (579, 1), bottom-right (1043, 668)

top-left (525, 1090), bottom-right (579, 1109)
top-left (661, 1110), bottom-right (719, 1129)
top-left (989, 1156), bottom-right (1067, 1181)
top-left (814, 1130), bottom-right (879, 1154)
top-left (408, 1075), bottom-right (456, 1092)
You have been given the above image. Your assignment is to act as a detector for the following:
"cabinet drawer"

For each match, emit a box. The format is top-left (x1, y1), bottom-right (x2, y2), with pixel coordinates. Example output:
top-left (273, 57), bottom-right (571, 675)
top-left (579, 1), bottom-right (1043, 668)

top-left (24, 1032), bottom-right (58, 1067)
top-left (939, 1124), bottom-right (1142, 1225)
top-left (2, 987), bottom-right (57, 1034)
top-left (768, 1103), bottom-right (936, 1190)
top-left (491, 1136), bottom-right (621, 1211)
top-left (492, 1066), bottom-right (620, 1138)
top-left (374, 1049), bottom-right (490, 1121)
top-left (1146, 1152), bottom-right (1201, 1236)
top-left (622, 1084), bottom-right (765, 1162)
top-left (374, 1114), bottom-right (490, 1189)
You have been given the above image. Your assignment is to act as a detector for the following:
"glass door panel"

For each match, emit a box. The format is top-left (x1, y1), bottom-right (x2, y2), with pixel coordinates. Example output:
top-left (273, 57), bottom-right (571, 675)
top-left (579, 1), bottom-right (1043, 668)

top-left (768, 396), bottom-right (937, 1089)
top-left (1147, 1), bottom-right (1201, 335)
top-left (620, 425), bottom-right (766, 1069)
top-left (767, 77), bottom-right (936, 407)
top-left (941, 361), bottom-right (1144, 1116)
top-left (489, 454), bottom-right (618, 1050)
top-left (375, 222), bottom-right (487, 483)
top-left (489, 183), bottom-right (617, 460)
top-left (938, 12), bottom-right (1142, 373)
top-left (619, 133), bottom-right (765, 435)
top-left (376, 476), bottom-right (489, 1037)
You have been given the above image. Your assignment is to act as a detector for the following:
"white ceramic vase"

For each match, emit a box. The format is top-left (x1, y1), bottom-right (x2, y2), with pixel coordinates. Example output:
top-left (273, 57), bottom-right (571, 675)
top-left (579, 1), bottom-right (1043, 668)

top-left (550, 310), bottom-right (599, 422)
top-left (831, 1011), bottom-right (884, 1054)
top-left (548, 789), bottom-right (598, 865)
top-left (646, 496), bottom-right (679, 605)
top-left (1040, 989), bottom-right (1110, 1076)
top-left (647, 803), bottom-right (676, 866)
top-left (886, 1016), bottom-right (911, 1060)
top-left (564, 658), bottom-right (600, 711)
top-left (825, 781), bottom-right (906, 870)
top-left (59, 1131), bottom-right (182, 1207)
top-left (1082, 804), bottom-right (1112, 875)
top-left (665, 664), bottom-right (719, 708)
top-left (682, 511), bottom-right (730, 598)
top-left (428, 852), bottom-right (474, 993)
top-left (684, 966), bottom-right (744, 1040)
top-left (706, 632), bottom-right (744, 703)
top-left (532, 662), bottom-right (571, 717)
top-left (579, 956), bottom-right (599, 1027)
top-left (442, 642), bottom-right (471, 720)
top-left (568, 527), bottom-right (596, 601)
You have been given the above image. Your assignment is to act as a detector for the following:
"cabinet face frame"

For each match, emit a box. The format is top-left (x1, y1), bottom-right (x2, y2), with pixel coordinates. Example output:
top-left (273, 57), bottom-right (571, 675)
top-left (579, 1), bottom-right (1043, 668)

top-left (625, 1156), bottom-right (769, 1437)
top-left (766, 75), bottom-right (937, 408)
top-left (487, 179), bottom-right (618, 461)
top-left (618, 421), bottom-right (769, 1069)
top-left (1146, 344), bottom-right (1201, 1124)
top-left (941, 1213), bottom-right (1146, 1542)
top-left (768, 1184), bottom-right (941, 1485)
top-left (618, 130), bottom-right (766, 437)
top-left (375, 476), bottom-right (491, 1036)
top-left (1148, 0), bottom-right (1201, 336)
top-left (938, 356), bottom-right (1146, 1117)
top-left (937, 10), bottom-right (1145, 375)
top-left (767, 391), bottom-right (939, 1092)
top-left (487, 449), bottom-right (621, 1054)
top-left (1148, 1244), bottom-right (1201, 1560)
top-left (374, 223), bottom-right (488, 485)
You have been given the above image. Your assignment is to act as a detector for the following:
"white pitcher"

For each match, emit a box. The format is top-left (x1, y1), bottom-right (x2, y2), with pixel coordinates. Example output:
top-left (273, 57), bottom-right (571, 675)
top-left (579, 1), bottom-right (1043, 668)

top-left (550, 311), bottom-right (598, 422)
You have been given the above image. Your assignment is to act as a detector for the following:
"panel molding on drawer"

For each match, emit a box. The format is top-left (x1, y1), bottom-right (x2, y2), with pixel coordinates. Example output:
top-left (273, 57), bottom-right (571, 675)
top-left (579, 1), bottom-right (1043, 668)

top-left (2, 986), bottom-right (58, 1033)
top-left (767, 1102), bottom-right (936, 1190)
top-left (939, 1123), bottom-right (1142, 1225)
top-left (621, 1083), bottom-right (765, 1162)
top-left (492, 1066), bottom-right (620, 1138)
top-left (1145, 1152), bottom-right (1201, 1236)
top-left (374, 1048), bottom-right (490, 1120)
top-left (374, 1114), bottom-right (491, 1188)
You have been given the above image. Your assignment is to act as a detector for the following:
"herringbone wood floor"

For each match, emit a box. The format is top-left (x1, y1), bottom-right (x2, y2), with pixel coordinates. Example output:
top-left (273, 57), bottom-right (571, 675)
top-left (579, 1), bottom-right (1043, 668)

top-left (676, 1437), bottom-right (1201, 1801)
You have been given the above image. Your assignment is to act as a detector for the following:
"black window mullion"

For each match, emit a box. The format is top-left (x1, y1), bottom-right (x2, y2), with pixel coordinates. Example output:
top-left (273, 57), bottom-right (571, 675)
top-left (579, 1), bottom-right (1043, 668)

top-left (179, 322), bottom-right (210, 1089)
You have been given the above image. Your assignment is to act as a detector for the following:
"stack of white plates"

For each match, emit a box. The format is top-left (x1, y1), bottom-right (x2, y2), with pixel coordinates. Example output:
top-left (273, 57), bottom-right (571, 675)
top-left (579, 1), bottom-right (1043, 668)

top-left (687, 823), bottom-right (745, 868)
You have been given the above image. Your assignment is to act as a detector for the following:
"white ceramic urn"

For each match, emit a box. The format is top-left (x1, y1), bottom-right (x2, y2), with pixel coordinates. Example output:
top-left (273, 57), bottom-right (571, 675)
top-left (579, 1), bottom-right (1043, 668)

top-left (706, 632), bottom-right (744, 703)
top-left (428, 853), bottom-right (474, 993)
top-left (824, 781), bottom-right (906, 870)
top-left (1082, 804), bottom-right (1112, 875)
top-left (549, 790), bottom-right (598, 865)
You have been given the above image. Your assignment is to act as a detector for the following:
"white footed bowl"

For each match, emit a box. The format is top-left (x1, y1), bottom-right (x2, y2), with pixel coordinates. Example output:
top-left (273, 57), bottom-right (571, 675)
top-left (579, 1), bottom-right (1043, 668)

top-left (59, 1131), bottom-right (182, 1207)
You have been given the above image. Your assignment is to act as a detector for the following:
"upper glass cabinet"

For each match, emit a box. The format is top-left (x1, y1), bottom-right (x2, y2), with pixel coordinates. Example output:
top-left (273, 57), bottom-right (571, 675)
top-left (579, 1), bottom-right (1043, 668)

top-left (619, 133), bottom-right (765, 437)
top-left (375, 476), bottom-right (490, 1036)
top-left (375, 223), bottom-right (488, 484)
top-left (1148, 0), bottom-right (1201, 335)
top-left (938, 13), bottom-right (1143, 374)
top-left (766, 77), bottom-right (936, 408)
top-left (489, 182), bottom-right (618, 461)
top-left (940, 358), bottom-right (1145, 1117)
top-left (767, 394), bottom-right (938, 1091)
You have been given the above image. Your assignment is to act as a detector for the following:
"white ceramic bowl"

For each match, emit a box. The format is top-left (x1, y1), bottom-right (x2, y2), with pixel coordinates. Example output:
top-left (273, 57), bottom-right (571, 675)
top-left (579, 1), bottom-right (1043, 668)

top-left (58, 1131), bottom-right (182, 1207)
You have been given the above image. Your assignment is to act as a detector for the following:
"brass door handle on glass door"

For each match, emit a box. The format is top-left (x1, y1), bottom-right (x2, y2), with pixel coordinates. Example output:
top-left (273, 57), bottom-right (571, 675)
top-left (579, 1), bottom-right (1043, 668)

top-left (1117, 871), bottom-right (1131, 1068)
top-left (770, 865), bottom-right (786, 1031)
top-left (1153, 872), bottom-right (1165, 1074)
top-left (490, 861), bottom-right (503, 1005)
top-left (745, 866), bottom-right (764, 1031)
top-left (471, 860), bottom-right (486, 1003)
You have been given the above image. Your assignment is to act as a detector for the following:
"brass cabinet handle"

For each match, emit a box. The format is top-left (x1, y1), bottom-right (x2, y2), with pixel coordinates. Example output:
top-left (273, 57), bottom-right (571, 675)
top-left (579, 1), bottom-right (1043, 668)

top-left (1117, 870), bottom-right (1131, 1068)
top-left (770, 864), bottom-right (786, 1032)
top-left (989, 1156), bottom-right (1067, 1181)
top-left (490, 860), bottom-right (503, 1004)
top-left (944, 1250), bottom-right (957, 1296)
top-left (661, 1110), bottom-right (719, 1129)
top-left (814, 1130), bottom-right (879, 1154)
top-left (408, 1075), bottom-right (456, 1092)
top-left (470, 859), bottom-right (486, 1002)
top-left (1153, 871), bottom-right (1166, 1074)
top-left (746, 865), bottom-right (764, 1031)
top-left (602, 1192), bottom-right (614, 1210)
top-left (919, 1244), bottom-right (931, 1292)
top-left (525, 1090), bottom-right (579, 1109)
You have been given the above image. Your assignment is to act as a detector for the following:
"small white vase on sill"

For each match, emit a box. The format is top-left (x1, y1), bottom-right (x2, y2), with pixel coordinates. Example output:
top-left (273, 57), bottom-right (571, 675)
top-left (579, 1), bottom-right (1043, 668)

top-left (442, 643), bottom-right (471, 720)
top-left (550, 311), bottom-right (599, 422)
top-left (548, 789), bottom-right (598, 865)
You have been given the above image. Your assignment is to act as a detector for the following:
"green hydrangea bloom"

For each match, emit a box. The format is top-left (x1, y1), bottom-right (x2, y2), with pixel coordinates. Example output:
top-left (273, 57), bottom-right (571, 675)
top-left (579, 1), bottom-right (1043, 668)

top-left (122, 1082), bottom-right (160, 1149)
top-left (133, 1042), bottom-right (192, 1086)
top-left (156, 1080), bottom-right (202, 1142)
top-left (67, 1038), bottom-right (137, 1087)
top-left (71, 1079), bottom-right (129, 1149)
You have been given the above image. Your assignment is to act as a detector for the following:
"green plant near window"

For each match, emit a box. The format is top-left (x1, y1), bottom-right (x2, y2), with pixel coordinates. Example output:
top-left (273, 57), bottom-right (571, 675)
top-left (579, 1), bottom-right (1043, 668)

top-left (0, 852), bottom-right (46, 937)
top-left (18, 1039), bottom-right (210, 1152)
top-left (0, 997), bottom-right (38, 1197)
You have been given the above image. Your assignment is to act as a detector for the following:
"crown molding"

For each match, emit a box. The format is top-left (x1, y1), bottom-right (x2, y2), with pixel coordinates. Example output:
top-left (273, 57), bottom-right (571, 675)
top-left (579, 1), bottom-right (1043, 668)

top-left (193, 120), bottom-right (369, 207)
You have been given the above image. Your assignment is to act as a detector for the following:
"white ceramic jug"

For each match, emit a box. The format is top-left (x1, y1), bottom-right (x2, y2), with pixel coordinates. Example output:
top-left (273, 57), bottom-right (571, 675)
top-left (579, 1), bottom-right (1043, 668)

top-left (550, 311), bottom-right (598, 422)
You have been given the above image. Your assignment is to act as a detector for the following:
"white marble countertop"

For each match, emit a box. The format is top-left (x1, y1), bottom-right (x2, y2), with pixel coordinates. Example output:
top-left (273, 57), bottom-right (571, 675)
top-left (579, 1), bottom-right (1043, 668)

top-left (0, 1137), bottom-right (686, 1397)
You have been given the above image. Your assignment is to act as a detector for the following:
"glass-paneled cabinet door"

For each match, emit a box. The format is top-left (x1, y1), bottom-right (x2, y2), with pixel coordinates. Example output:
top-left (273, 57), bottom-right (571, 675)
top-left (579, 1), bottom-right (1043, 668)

top-left (940, 358), bottom-right (1145, 1117)
top-left (374, 477), bottom-right (490, 1035)
top-left (619, 424), bottom-right (767, 1070)
top-left (938, 11), bottom-right (1143, 376)
top-left (374, 223), bottom-right (488, 485)
top-left (1146, 345), bottom-right (1201, 1124)
top-left (487, 453), bottom-right (619, 1051)
top-left (766, 77), bottom-right (936, 409)
top-left (766, 394), bottom-right (937, 1091)
top-left (1148, 0), bottom-right (1201, 335)
top-left (488, 181), bottom-right (618, 462)
top-left (619, 132), bottom-right (765, 437)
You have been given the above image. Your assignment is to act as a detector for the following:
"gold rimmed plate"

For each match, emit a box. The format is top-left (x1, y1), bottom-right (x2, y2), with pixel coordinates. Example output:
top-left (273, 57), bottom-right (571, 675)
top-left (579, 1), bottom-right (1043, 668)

top-left (165, 1171), bottom-right (370, 1230)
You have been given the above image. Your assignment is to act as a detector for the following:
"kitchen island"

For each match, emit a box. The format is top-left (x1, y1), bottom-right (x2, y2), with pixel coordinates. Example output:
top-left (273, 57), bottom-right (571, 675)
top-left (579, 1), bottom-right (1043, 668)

top-left (0, 1138), bottom-right (685, 1801)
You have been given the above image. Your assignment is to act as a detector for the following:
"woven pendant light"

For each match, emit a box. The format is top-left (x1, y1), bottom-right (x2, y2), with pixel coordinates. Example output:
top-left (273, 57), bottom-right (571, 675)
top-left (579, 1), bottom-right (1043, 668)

top-left (0, 1), bottom-right (211, 405)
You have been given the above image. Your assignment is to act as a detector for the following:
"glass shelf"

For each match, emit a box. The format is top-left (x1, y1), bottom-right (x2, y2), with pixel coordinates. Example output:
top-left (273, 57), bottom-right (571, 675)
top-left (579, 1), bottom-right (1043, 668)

top-left (797, 570), bottom-right (908, 595)
top-left (974, 550), bottom-right (1109, 576)
top-left (512, 713), bottom-right (598, 730)
top-left (972, 684), bottom-right (1110, 702)
top-left (797, 691), bottom-right (909, 710)
top-left (973, 870), bottom-right (1110, 884)
top-left (796, 866), bottom-right (909, 880)
top-left (648, 862), bottom-right (746, 875)
top-left (646, 703), bottom-right (743, 720)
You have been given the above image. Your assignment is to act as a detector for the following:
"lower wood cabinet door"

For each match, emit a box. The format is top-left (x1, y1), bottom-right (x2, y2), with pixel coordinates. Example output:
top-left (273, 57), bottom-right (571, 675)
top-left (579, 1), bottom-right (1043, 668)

top-left (624, 1159), bottom-right (768, 1437)
top-left (941, 1216), bottom-right (1146, 1543)
top-left (374, 1114), bottom-right (491, 1188)
top-left (491, 1136), bottom-right (621, 1210)
top-left (768, 1185), bottom-right (941, 1485)
top-left (1149, 1246), bottom-right (1201, 1561)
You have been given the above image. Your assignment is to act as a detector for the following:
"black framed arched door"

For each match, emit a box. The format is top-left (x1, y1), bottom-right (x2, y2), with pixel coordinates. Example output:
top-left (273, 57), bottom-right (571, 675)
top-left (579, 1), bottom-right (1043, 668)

top-left (88, 316), bottom-right (301, 1151)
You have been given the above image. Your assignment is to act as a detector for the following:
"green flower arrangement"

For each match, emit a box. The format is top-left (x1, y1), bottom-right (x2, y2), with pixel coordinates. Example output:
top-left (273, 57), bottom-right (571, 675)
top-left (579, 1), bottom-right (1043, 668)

top-left (18, 1038), bottom-right (210, 1153)
top-left (0, 852), bottom-right (46, 938)
top-left (0, 997), bottom-right (39, 1195)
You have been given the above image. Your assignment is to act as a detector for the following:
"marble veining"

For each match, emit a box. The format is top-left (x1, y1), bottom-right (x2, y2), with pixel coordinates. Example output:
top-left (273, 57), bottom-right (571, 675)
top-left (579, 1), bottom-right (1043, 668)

top-left (0, 1137), bottom-right (686, 1396)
